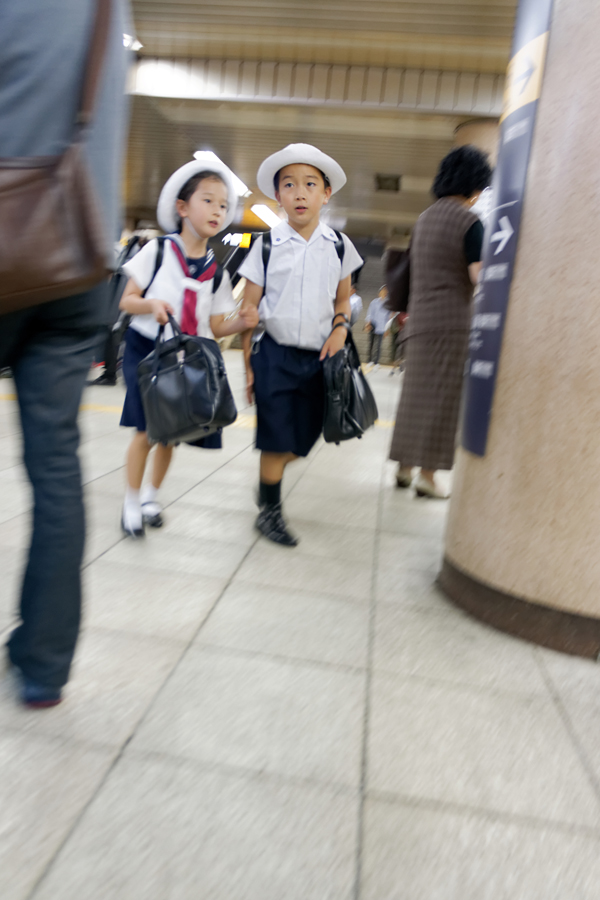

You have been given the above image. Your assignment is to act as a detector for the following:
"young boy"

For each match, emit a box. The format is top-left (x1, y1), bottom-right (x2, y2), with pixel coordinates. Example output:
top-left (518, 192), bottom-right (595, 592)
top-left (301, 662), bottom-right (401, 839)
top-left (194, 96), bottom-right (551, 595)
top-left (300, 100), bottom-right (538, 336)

top-left (364, 286), bottom-right (392, 370)
top-left (239, 143), bottom-right (363, 546)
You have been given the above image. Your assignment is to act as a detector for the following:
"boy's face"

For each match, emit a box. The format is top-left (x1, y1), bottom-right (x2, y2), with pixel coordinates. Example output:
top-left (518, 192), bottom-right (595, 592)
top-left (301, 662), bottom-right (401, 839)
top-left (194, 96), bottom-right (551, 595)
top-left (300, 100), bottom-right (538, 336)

top-left (275, 164), bottom-right (332, 229)
top-left (176, 177), bottom-right (229, 239)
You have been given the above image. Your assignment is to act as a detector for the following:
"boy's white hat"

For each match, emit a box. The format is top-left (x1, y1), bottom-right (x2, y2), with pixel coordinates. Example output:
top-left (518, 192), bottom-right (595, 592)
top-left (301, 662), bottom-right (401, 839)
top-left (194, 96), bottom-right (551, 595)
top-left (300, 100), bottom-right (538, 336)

top-left (257, 143), bottom-right (347, 200)
top-left (157, 155), bottom-right (238, 233)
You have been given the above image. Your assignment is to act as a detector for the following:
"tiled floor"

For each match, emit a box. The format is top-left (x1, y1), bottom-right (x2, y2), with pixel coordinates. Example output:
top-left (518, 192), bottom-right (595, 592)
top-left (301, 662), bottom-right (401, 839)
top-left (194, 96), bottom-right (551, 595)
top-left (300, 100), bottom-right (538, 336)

top-left (2, 355), bottom-right (600, 899)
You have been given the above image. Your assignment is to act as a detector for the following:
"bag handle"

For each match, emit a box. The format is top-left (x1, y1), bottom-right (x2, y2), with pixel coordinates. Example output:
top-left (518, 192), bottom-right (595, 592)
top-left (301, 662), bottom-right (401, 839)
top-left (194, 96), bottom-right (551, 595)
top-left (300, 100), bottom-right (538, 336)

top-left (77, 0), bottom-right (112, 127)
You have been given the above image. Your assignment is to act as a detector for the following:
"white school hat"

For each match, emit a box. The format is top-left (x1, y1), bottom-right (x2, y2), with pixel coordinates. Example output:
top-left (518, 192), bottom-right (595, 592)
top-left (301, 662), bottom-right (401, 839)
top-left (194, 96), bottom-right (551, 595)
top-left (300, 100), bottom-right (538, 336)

top-left (157, 155), bottom-right (238, 233)
top-left (256, 143), bottom-right (347, 200)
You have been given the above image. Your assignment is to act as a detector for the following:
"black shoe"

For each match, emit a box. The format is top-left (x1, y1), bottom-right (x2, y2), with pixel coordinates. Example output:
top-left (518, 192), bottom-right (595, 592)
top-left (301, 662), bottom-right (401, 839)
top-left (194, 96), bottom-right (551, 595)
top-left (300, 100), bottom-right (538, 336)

top-left (141, 503), bottom-right (164, 528)
top-left (21, 676), bottom-right (63, 709)
top-left (255, 503), bottom-right (298, 547)
top-left (121, 513), bottom-right (145, 539)
top-left (87, 372), bottom-right (117, 387)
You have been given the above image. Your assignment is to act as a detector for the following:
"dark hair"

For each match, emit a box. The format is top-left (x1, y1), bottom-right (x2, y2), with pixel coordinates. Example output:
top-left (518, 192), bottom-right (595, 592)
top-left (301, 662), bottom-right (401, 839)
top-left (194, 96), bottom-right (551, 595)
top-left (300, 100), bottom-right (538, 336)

top-left (432, 146), bottom-right (492, 199)
top-left (177, 170), bottom-right (226, 203)
top-left (273, 166), bottom-right (331, 192)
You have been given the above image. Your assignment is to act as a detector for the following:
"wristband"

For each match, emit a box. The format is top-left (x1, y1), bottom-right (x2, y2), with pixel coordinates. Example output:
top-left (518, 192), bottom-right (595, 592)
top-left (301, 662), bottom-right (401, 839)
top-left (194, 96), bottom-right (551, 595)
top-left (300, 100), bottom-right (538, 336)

top-left (332, 312), bottom-right (349, 325)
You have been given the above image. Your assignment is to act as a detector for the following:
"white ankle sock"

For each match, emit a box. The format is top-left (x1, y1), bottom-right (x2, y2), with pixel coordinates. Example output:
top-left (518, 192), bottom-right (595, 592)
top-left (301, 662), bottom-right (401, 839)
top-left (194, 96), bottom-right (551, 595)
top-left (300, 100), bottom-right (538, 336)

top-left (140, 484), bottom-right (158, 505)
top-left (123, 487), bottom-right (142, 532)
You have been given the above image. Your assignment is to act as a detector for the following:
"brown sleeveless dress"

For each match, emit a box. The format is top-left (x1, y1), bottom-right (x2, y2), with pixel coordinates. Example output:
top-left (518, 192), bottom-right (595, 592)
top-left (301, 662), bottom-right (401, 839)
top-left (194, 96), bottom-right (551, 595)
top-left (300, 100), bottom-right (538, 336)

top-left (389, 197), bottom-right (478, 471)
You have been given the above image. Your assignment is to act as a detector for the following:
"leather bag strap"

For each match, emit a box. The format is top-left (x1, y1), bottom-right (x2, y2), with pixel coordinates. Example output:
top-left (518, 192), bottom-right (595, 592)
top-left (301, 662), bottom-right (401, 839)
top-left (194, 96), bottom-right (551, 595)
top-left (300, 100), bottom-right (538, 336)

top-left (78, 0), bottom-right (112, 126)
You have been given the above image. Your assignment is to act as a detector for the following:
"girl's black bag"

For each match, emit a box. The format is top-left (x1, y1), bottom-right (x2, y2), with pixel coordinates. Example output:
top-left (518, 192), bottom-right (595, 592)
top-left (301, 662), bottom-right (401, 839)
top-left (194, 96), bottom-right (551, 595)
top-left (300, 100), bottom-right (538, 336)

top-left (322, 331), bottom-right (378, 443)
top-left (137, 314), bottom-right (237, 444)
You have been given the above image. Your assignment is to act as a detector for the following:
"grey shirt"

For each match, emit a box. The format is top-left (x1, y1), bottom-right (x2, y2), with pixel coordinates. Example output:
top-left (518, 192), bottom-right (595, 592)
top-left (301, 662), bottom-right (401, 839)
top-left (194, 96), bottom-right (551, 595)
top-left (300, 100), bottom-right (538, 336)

top-left (0, 0), bottom-right (131, 260)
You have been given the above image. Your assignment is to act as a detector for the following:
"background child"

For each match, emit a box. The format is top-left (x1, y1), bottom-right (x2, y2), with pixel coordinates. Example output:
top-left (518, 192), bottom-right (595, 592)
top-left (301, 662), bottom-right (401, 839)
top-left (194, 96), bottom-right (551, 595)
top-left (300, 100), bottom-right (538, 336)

top-left (239, 143), bottom-right (363, 546)
top-left (118, 156), bottom-right (258, 537)
top-left (364, 286), bottom-right (392, 369)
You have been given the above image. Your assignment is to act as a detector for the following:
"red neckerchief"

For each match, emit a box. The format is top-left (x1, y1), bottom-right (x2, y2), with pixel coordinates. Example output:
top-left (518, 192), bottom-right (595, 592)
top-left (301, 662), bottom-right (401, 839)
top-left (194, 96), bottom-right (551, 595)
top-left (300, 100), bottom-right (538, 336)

top-left (167, 239), bottom-right (217, 335)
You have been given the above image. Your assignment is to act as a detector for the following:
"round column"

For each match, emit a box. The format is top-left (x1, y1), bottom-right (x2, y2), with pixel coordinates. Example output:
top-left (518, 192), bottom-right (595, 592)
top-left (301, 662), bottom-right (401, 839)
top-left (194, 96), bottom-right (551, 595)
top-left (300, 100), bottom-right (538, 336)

top-left (440, 0), bottom-right (600, 657)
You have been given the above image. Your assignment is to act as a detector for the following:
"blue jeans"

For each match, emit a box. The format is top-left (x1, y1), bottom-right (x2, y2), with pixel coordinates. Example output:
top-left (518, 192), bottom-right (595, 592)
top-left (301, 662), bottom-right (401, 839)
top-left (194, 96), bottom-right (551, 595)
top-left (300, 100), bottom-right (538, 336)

top-left (0, 285), bottom-right (107, 687)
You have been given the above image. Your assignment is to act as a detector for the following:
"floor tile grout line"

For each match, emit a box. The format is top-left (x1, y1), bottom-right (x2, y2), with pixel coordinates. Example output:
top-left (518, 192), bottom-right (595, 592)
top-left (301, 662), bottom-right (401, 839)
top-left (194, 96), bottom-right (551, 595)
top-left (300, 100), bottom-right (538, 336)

top-left (25, 424), bottom-right (329, 899)
top-left (352, 377), bottom-right (396, 900)
top-left (124, 744), bottom-right (362, 799)
top-left (369, 787), bottom-right (600, 842)
top-left (534, 648), bottom-right (600, 813)
top-left (80, 439), bottom-right (256, 571)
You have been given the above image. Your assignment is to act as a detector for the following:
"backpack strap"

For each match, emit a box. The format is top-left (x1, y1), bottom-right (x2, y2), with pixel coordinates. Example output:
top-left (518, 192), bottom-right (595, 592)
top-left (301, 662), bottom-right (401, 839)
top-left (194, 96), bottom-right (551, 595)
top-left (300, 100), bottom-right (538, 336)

top-left (333, 230), bottom-right (345, 263)
top-left (212, 263), bottom-right (224, 295)
top-left (141, 237), bottom-right (165, 298)
top-left (261, 231), bottom-right (272, 293)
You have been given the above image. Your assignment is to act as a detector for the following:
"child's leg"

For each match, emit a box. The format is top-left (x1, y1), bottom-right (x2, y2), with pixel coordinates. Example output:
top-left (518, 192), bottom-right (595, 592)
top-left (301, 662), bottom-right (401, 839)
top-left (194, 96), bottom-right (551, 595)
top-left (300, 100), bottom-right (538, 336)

top-left (140, 443), bottom-right (174, 528)
top-left (123, 431), bottom-right (152, 536)
top-left (126, 430), bottom-right (152, 489)
top-left (256, 451), bottom-right (299, 546)
top-left (151, 443), bottom-right (173, 489)
top-left (260, 451), bottom-right (297, 485)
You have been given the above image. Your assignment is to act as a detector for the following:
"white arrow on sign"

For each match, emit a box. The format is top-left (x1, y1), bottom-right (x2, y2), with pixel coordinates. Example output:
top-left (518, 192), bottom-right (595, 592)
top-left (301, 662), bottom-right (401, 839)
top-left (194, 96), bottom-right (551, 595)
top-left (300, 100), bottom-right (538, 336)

top-left (490, 216), bottom-right (514, 255)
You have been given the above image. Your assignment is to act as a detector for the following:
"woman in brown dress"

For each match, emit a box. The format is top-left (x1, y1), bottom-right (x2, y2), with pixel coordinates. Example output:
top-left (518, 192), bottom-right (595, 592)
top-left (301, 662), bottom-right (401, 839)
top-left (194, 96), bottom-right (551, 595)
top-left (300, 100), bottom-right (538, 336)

top-left (389, 145), bottom-right (492, 498)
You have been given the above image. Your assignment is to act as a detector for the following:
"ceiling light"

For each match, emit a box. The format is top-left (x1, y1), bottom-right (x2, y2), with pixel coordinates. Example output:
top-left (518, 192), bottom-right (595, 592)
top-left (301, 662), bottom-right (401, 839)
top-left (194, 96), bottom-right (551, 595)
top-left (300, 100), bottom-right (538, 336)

top-left (123, 34), bottom-right (143, 51)
top-left (193, 150), bottom-right (251, 197)
top-left (251, 205), bottom-right (283, 228)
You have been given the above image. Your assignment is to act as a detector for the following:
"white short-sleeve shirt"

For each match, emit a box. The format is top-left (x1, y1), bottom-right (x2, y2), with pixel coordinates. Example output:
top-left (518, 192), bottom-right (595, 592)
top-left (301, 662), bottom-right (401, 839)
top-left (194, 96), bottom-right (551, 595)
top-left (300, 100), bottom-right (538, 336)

top-left (237, 220), bottom-right (363, 351)
top-left (123, 236), bottom-right (236, 340)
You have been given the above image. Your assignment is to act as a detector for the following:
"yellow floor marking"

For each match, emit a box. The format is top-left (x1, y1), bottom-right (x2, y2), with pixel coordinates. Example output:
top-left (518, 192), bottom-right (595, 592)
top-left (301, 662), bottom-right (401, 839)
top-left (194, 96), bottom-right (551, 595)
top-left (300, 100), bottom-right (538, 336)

top-left (1, 394), bottom-right (394, 428)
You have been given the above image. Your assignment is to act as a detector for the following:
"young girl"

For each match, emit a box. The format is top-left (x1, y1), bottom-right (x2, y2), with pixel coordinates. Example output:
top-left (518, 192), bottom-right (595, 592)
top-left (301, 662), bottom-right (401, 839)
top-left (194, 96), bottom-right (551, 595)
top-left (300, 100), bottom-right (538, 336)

top-left (238, 143), bottom-right (363, 546)
top-left (118, 156), bottom-right (258, 537)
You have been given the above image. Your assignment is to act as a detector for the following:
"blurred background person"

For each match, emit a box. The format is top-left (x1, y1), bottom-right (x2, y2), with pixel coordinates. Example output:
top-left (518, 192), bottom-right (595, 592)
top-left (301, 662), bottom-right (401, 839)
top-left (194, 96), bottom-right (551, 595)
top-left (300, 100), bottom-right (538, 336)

top-left (349, 273), bottom-right (363, 326)
top-left (364, 285), bottom-right (392, 370)
top-left (389, 145), bottom-right (492, 498)
top-left (0, 0), bottom-right (129, 706)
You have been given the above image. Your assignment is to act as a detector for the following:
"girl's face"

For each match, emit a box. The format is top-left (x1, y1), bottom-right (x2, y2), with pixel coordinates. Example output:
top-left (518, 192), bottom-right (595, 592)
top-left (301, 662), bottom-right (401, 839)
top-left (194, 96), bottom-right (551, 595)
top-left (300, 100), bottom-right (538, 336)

top-left (176, 177), bottom-right (229, 238)
top-left (275, 164), bottom-right (332, 229)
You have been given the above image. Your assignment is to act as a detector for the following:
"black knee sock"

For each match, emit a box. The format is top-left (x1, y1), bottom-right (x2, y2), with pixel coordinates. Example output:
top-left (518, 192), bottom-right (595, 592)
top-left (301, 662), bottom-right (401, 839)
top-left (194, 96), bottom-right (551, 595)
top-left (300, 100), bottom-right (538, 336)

top-left (259, 480), bottom-right (281, 507)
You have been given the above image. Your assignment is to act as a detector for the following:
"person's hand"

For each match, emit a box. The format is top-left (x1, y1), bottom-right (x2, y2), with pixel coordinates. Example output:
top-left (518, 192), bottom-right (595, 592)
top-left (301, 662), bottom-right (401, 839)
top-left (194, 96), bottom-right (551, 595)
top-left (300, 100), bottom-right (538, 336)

top-left (245, 368), bottom-right (255, 405)
top-left (364, 323), bottom-right (373, 333)
top-left (320, 326), bottom-right (348, 361)
top-left (239, 304), bottom-right (260, 330)
top-left (150, 299), bottom-right (174, 325)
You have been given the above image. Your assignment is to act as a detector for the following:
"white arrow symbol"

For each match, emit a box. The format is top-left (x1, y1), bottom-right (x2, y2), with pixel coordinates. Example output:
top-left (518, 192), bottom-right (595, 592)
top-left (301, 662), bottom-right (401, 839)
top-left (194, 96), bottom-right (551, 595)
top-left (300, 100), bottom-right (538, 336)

top-left (490, 216), bottom-right (514, 255)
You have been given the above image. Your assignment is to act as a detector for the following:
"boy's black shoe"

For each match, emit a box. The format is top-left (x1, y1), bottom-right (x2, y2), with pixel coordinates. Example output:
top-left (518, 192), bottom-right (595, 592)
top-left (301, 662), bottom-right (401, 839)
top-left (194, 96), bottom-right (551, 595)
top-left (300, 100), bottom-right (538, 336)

top-left (255, 503), bottom-right (298, 547)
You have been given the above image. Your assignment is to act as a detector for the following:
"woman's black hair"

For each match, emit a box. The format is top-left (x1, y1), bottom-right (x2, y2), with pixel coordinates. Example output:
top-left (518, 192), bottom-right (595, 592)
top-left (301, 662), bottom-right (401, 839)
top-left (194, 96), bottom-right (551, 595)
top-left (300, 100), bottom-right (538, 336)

top-left (177, 170), bottom-right (226, 203)
top-left (273, 167), bottom-right (331, 192)
top-left (432, 146), bottom-right (492, 199)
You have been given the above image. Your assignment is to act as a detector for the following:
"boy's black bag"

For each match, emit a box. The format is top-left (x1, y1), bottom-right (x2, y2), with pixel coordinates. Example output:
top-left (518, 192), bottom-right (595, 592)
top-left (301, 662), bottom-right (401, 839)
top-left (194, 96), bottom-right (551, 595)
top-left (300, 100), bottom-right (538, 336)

top-left (322, 331), bottom-right (378, 443)
top-left (137, 313), bottom-right (237, 445)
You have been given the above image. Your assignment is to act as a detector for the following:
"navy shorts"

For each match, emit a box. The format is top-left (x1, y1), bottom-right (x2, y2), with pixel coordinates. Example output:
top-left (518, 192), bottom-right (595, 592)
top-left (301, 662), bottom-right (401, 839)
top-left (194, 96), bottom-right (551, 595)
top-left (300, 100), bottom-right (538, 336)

top-left (251, 333), bottom-right (324, 457)
top-left (120, 327), bottom-right (222, 448)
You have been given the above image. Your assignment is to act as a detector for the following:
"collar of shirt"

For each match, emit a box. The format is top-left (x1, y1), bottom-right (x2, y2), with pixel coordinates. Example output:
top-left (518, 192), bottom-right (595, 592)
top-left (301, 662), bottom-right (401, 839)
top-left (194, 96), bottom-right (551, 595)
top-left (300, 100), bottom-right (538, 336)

top-left (270, 220), bottom-right (340, 248)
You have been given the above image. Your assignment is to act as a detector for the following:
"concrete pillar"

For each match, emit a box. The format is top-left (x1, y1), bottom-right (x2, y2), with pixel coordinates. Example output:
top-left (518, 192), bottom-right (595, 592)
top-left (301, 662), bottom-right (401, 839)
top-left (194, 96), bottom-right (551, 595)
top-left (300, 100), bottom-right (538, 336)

top-left (454, 119), bottom-right (500, 165)
top-left (439, 0), bottom-right (600, 657)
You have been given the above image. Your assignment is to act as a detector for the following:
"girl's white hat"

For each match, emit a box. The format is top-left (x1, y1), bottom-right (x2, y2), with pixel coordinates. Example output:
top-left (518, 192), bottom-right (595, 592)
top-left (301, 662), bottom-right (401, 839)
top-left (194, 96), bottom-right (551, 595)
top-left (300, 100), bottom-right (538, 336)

top-left (257, 143), bottom-right (347, 200)
top-left (157, 155), bottom-right (239, 233)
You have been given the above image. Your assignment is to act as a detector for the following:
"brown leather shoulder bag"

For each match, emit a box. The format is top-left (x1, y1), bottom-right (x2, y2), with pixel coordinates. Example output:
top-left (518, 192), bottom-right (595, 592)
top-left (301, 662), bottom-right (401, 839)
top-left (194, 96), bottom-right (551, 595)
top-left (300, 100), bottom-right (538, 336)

top-left (0, 0), bottom-right (112, 316)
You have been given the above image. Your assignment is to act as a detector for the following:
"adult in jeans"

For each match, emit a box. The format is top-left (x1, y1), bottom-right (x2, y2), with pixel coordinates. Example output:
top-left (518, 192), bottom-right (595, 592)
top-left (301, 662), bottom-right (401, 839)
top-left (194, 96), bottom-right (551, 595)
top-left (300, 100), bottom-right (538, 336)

top-left (0, 0), bottom-right (129, 706)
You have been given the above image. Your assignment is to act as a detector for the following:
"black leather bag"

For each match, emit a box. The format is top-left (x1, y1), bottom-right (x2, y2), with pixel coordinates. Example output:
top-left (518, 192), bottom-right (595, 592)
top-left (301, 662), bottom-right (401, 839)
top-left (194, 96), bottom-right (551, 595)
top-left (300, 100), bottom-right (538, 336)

top-left (322, 331), bottom-right (378, 443)
top-left (137, 314), bottom-right (237, 444)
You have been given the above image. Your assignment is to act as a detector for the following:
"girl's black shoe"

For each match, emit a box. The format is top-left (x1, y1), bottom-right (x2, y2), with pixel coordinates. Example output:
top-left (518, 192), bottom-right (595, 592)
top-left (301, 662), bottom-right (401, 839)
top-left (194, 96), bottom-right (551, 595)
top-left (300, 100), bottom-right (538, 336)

top-left (255, 503), bottom-right (298, 547)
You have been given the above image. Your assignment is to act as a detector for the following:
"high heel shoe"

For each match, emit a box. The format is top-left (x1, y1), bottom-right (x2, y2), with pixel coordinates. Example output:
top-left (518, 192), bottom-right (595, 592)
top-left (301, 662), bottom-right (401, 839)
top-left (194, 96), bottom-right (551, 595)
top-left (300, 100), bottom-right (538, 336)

top-left (395, 466), bottom-right (413, 488)
top-left (414, 473), bottom-right (448, 499)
